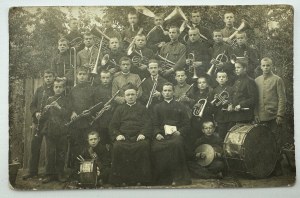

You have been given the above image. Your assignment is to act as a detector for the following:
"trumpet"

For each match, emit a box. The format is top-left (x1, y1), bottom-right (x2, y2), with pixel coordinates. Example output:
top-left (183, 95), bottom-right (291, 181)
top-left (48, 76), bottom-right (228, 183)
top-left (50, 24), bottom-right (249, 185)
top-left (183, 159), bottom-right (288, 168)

top-left (193, 98), bottom-right (207, 117)
top-left (211, 88), bottom-right (229, 107)
top-left (146, 79), bottom-right (158, 109)
top-left (207, 51), bottom-right (228, 76)
top-left (157, 53), bottom-right (175, 72)
top-left (187, 53), bottom-right (198, 79)
top-left (101, 54), bottom-right (120, 70)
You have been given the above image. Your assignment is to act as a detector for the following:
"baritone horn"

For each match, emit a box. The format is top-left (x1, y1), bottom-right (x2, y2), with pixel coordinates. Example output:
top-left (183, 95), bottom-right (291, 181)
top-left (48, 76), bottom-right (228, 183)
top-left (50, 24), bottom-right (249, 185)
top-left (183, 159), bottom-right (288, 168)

top-left (207, 51), bottom-right (228, 76)
top-left (193, 98), bottom-right (207, 117)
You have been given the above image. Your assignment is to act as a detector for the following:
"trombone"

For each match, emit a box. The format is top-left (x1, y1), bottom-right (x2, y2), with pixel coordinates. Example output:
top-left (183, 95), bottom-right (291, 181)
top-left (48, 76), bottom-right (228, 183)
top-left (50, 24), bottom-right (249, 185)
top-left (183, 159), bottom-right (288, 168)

top-left (146, 79), bottom-right (158, 109)
top-left (207, 51), bottom-right (228, 76)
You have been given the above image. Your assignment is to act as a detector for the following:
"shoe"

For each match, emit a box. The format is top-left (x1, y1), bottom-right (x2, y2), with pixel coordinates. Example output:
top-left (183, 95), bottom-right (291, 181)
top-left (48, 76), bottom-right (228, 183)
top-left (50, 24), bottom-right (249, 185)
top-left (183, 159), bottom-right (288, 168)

top-left (58, 174), bottom-right (67, 183)
top-left (171, 181), bottom-right (176, 186)
top-left (42, 176), bottom-right (56, 184)
top-left (22, 173), bottom-right (37, 180)
top-left (136, 182), bottom-right (141, 186)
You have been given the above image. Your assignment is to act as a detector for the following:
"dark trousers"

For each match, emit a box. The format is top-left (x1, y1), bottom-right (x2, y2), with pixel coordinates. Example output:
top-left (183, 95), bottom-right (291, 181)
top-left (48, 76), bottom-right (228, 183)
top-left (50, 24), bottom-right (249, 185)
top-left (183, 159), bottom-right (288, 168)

top-left (188, 160), bottom-right (224, 179)
top-left (217, 122), bottom-right (231, 141)
top-left (28, 124), bottom-right (44, 175)
top-left (45, 135), bottom-right (67, 176)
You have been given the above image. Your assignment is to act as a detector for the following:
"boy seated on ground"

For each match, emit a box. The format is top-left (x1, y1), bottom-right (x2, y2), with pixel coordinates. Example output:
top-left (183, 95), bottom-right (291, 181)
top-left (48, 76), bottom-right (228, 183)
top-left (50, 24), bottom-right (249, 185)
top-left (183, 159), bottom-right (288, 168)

top-left (187, 120), bottom-right (224, 179)
top-left (77, 131), bottom-right (111, 185)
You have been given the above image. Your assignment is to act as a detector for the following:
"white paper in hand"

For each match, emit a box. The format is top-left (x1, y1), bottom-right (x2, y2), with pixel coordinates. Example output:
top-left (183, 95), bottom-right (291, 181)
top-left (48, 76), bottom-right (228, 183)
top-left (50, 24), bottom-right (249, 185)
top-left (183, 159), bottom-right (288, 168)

top-left (164, 125), bottom-right (177, 135)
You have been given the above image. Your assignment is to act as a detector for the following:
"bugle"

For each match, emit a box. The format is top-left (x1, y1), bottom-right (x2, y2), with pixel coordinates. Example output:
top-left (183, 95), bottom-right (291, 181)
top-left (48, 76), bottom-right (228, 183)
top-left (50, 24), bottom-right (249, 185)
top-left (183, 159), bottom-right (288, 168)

top-left (207, 51), bottom-right (228, 76)
top-left (193, 98), bottom-right (207, 117)
top-left (90, 90), bottom-right (121, 126)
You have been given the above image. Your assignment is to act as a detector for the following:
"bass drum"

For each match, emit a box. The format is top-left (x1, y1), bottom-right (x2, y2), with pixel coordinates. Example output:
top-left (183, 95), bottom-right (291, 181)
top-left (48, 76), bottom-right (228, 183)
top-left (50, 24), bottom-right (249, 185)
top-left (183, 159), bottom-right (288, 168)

top-left (223, 124), bottom-right (277, 178)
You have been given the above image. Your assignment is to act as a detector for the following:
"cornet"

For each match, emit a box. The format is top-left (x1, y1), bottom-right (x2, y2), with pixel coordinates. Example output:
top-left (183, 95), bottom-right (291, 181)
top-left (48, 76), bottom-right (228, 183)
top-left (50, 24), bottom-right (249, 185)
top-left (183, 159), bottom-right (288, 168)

top-left (211, 88), bottom-right (229, 107)
top-left (187, 53), bottom-right (198, 79)
top-left (207, 51), bottom-right (228, 76)
top-left (193, 98), bottom-right (207, 117)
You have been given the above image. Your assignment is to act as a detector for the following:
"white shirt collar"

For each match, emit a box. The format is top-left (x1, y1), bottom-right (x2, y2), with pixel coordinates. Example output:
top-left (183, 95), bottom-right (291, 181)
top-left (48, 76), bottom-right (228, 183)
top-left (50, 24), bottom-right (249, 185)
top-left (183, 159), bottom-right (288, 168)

top-left (164, 98), bottom-right (173, 103)
top-left (126, 102), bottom-right (136, 107)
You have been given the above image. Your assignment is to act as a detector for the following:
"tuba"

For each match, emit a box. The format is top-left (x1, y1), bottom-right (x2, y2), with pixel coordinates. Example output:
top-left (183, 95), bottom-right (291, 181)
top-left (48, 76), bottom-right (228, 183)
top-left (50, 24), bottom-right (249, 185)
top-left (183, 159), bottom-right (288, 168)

top-left (193, 98), bottom-right (207, 117)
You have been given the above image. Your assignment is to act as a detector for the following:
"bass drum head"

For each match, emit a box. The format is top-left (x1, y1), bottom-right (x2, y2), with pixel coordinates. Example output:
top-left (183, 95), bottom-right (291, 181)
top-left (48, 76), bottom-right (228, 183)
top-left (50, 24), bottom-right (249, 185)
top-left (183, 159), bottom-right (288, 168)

top-left (243, 124), bottom-right (277, 178)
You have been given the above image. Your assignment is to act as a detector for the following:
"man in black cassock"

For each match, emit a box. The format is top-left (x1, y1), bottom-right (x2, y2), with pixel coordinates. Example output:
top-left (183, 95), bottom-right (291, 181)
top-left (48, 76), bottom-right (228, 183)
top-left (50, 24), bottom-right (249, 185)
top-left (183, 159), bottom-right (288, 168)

top-left (109, 84), bottom-right (152, 186)
top-left (152, 82), bottom-right (191, 186)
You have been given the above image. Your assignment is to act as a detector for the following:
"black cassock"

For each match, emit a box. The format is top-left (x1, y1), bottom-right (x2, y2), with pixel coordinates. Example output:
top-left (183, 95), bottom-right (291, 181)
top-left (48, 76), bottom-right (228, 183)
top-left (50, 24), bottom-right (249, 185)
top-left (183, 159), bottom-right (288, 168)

top-left (109, 102), bottom-right (152, 185)
top-left (152, 100), bottom-right (191, 185)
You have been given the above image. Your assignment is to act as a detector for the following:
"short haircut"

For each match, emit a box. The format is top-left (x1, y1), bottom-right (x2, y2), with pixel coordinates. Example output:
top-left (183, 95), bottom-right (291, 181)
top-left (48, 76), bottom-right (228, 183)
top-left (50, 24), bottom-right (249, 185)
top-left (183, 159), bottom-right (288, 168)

top-left (202, 120), bottom-right (216, 128)
top-left (148, 59), bottom-right (159, 67)
top-left (135, 34), bottom-right (146, 39)
top-left (216, 70), bottom-right (228, 77)
top-left (128, 11), bottom-right (138, 17)
top-left (261, 57), bottom-right (273, 65)
top-left (162, 82), bottom-right (174, 91)
top-left (83, 32), bottom-right (94, 38)
top-left (198, 76), bottom-right (208, 82)
top-left (213, 29), bottom-right (223, 36)
top-left (87, 131), bottom-right (99, 139)
top-left (100, 70), bottom-right (111, 76)
top-left (169, 26), bottom-right (180, 34)
top-left (43, 69), bottom-right (55, 76)
top-left (109, 37), bottom-right (119, 42)
top-left (58, 38), bottom-right (69, 45)
top-left (224, 11), bottom-right (235, 18)
top-left (76, 66), bottom-right (88, 74)
top-left (236, 31), bottom-right (247, 38)
top-left (119, 56), bottom-right (131, 65)
top-left (235, 59), bottom-right (248, 68)
top-left (154, 12), bottom-right (164, 19)
top-left (191, 9), bottom-right (200, 16)
top-left (189, 27), bottom-right (200, 34)
top-left (123, 83), bottom-right (137, 92)
top-left (54, 77), bottom-right (66, 87)
top-left (175, 68), bottom-right (186, 75)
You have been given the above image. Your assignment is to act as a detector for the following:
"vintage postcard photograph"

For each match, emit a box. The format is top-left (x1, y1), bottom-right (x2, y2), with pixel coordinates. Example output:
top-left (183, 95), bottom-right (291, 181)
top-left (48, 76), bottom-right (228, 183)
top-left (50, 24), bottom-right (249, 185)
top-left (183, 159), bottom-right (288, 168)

top-left (8, 5), bottom-right (295, 190)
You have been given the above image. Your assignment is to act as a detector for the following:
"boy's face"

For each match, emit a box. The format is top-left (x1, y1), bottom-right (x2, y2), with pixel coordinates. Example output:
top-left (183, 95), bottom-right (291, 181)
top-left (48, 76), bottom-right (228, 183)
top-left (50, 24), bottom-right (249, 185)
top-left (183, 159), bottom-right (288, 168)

top-left (162, 85), bottom-right (174, 100)
top-left (154, 16), bottom-right (163, 26)
top-left (134, 36), bottom-right (146, 49)
top-left (224, 13), bottom-right (235, 26)
top-left (120, 60), bottom-right (131, 73)
top-left (175, 71), bottom-right (187, 84)
top-left (148, 63), bottom-right (159, 76)
top-left (88, 134), bottom-right (100, 148)
top-left (202, 122), bottom-right (215, 136)
top-left (261, 60), bottom-right (272, 75)
top-left (109, 38), bottom-right (119, 50)
top-left (58, 41), bottom-right (69, 53)
top-left (102, 18), bottom-right (111, 29)
top-left (100, 72), bottom-right (111, 85)
top-left (53, 81), bottom-right (65, 95)
top-left (191, 12), bottom-right (201, 24)
top-left (235, 63), bottom-right (246, 76)
top-left (69, 20), bottom-right (78, 31)
top-left (216, 73), bottom-right (228, 86)
top-left (189, 29), bottom-right (200, 43)
top-left (197, 78), bottom-right (208, 90)
top-left (43, 73), bottom-right (55, 85)
top-left (128, 14), bottom-right (138, 25)
top-left (236, 33), bottom-right (246, 46)
top-left (213, 32), bottom-right (223, 43)
top-left (168, 28), bottom-right (179, 41)
top-left (124, 89), bottom-right (137, 104)
top-left (77, 71), bottom-right (88, 83)
top-left (84, 35), bottom-right (94, 48)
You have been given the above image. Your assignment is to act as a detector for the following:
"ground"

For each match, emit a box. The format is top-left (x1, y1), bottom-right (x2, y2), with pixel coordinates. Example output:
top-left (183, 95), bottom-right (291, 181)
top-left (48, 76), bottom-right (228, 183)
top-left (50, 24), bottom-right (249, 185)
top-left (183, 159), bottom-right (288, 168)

top-left (11, 154), bottom-right (296, 190)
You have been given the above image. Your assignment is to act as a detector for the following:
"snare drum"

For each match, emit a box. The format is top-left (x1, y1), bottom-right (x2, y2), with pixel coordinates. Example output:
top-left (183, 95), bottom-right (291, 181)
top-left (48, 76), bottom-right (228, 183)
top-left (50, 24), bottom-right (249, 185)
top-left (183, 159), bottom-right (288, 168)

top-left (79, 160), bottom-right (98, 186)
top-left (223, 124), bottom-right (277, 178)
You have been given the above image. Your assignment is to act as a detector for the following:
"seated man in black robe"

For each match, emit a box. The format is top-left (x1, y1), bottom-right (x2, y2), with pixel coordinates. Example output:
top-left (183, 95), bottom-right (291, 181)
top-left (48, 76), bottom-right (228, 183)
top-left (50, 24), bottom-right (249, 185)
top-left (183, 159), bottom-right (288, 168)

top-left (109, 84), bottom-right (152, 186)
top-left (152, 82), bottom-right (191, 186)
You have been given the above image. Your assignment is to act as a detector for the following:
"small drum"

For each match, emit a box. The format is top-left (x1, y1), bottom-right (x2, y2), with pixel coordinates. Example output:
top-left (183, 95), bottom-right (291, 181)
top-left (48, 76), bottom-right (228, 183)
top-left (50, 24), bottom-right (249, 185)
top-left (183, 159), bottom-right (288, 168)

top-left (79, 160), bottom-right (98, 186)
top-left (223, 124), bottom-right (277, 178)
top-left (195, 144), bottom-right (222, 167)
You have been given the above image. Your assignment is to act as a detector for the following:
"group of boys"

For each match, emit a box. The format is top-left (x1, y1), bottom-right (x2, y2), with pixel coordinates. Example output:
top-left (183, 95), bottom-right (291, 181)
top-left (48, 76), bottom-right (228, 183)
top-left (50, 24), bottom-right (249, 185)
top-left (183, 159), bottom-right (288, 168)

top-left (23, 10), bottom-right (286, 186)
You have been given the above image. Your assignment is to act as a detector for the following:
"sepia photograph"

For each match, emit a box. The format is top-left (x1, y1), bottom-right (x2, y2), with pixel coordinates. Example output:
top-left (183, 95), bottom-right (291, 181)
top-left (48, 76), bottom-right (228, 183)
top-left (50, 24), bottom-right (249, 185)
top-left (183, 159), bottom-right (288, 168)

top-left (8, 3), bottom-right (296, 192)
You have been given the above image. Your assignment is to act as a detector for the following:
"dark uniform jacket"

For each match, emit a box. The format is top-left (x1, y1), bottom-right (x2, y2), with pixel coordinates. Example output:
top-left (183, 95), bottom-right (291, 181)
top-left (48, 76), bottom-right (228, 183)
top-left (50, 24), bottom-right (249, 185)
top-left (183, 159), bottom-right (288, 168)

top-left (51, 50), bottom-right (74, 85)
top-left (159, 40), bottom-right (186, 70)
top-left (101, 49), bottom-right (126, 72)
top-left (147, 25), bottom-right (170, 53)
top-left (122, 24), bottom-right (143, 49)
top-left (179, 24), bottom-right (213, 46)
top-left (77, 46), bottom-right (103, 69)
